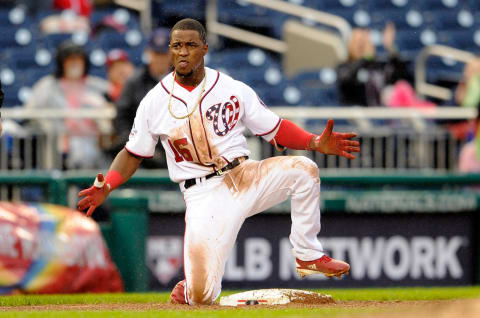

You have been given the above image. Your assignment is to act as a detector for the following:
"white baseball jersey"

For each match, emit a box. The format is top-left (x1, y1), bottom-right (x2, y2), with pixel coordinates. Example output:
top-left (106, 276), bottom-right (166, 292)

top-left (125, 67), bottom-right (281, 182)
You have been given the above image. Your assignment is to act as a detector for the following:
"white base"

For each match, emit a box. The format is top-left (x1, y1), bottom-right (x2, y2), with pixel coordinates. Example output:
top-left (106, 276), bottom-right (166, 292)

top-left (219, 289), bottom-right (333, 307)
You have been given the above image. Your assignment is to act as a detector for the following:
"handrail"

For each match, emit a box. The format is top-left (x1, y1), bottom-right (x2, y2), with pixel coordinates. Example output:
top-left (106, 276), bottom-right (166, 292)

top-left (272, 106), bottom-right (476, 120)
top-left (245, 0), bottom-right (351, 43)
top-left (206, 0), bottom-right (351, 53)
top-left (1, 106), bottom-right (474, 121)
top-left (415, 45), bottom-right (476, 101)
top-left (1, 106), bottom-right (473, 136)
top-left (1, 107), bottom-right (117, 120)
top-left (208, 21), bottom-right (287, 53)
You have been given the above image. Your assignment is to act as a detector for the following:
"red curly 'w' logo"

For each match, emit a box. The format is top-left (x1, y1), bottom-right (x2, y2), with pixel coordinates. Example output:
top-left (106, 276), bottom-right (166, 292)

top-left (206, 96), bottom-right (240, 136)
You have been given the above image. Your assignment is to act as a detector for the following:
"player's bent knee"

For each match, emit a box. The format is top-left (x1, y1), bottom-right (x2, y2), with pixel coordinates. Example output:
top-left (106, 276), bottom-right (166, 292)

top-left (291, 156), bottom-right (319, 180)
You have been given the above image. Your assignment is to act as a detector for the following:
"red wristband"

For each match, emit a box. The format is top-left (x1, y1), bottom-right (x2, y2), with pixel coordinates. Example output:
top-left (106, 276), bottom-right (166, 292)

top-left (105, 170), bottom-right (123, 190)
top-left (271, 119), bottom-right (314, 150)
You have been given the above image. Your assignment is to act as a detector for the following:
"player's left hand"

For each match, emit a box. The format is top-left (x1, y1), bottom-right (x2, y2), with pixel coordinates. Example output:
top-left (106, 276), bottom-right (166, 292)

top-left (77, 173), bottom-right (110, 217)
top-left (310, 119), bottom-right (360, 159)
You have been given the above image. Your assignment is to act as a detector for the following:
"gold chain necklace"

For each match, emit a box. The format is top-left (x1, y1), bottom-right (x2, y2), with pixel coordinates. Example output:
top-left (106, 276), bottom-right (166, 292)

top-left (168, 71), bottom-right (207, 120)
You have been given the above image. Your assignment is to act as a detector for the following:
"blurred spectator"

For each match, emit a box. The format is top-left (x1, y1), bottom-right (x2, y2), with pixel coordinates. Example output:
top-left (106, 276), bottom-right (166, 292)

top-left (39, 0), bottom-right (93, 34)
top-left (105, 49), bottom-right (134, 102)
top-left (0, 79), bottom-right (3, 135)
top-left (25, 40), bottom-right (110, 169)
top-left (53, 0), bottom-right (93, 17)
top-left (337, 23), bottom-right (412, 106)
top-left (455, 58), bottom-right (480, 109)
top-left (40, 10), bottom-right (90, 34)
top-left (459, 113), bottom-right (480, 173)
top-left (441, 58), bottom-right (480, 142)
top-left (109, 28), bottom-right (171, 168)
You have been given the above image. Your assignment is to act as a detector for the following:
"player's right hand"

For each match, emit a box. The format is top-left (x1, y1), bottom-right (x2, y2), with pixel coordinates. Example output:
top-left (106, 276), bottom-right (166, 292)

top-left (310, 119), bottom-right (360, 159)
top-left (77, 173), bottom-right (110, 217)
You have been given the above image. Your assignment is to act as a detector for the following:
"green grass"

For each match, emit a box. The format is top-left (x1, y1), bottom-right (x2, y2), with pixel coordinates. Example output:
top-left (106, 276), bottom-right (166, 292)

top-left (0, 286), bottom-right (479, 318)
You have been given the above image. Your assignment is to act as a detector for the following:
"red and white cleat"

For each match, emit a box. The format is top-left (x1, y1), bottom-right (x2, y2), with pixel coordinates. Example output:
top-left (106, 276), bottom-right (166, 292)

top-left (170, 279), bottom-right (187, 304)
top-left (296, 255), bottom-right (350, 278)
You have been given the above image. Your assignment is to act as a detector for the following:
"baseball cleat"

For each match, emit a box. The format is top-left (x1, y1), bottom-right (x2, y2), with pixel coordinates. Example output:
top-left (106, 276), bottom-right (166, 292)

top-left (296, 255), bottom-right (350, 279)
top-left (170, 279), bottom-right (187, 304)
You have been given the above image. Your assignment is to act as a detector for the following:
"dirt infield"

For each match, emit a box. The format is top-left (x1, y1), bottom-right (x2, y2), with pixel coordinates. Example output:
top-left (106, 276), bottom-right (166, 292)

top-left (1, 299), bottom-right (479, 317)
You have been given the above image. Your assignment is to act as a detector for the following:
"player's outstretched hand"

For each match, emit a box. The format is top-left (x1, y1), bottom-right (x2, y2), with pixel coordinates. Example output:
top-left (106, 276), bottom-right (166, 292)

top-left (77, 173), bottom-right (110, 217)
top-left (310, 119), bottom-right (360, 159)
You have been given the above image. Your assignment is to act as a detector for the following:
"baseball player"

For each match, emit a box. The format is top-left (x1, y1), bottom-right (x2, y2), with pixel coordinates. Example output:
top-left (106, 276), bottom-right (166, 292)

top-left (78, 18), bottom-right (360, 305)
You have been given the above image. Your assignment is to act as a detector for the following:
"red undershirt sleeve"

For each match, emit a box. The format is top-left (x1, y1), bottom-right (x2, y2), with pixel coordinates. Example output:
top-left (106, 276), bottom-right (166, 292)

top-left (270, 119), bottom-right (315, 150)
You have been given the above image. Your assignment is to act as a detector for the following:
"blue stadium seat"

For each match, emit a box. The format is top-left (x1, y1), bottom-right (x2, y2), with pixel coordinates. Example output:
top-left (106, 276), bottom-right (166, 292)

top-left (328, 9), bottom-right (357, 26)
top-left (0, 26), bottom-right (35, 49)
top-left (90, 7), bottom-right (116, 26)
top-left (426, 55), bottom-right (464, 76)
top-left (160, 1), bottom-right (205, 20)
top-left (0, 6), bottom-right (29, 27)
top-left (255, 81), bottom-right (290, 106)
top-left (424, 10), bottom-right (474, 31)
top-left (468, 0), bottom-right (480, 10)
top-left (44, 33), bottom-right (73, 51)
top-left (89, 66), bottom-right (107, 79)
top-left (97, 30), bottom-right (129, 50)
top-left (293, 69), bottom-right (339, 106)
top-left (438, 30), bottom-right (476, 50)
top-left (125, 46), bottom-right (145, 66)
top-left (91, 7), bottom-right (140, 30)
top-left (10, 47), bottom-right (53, 72)
top-left (414, 0), bottom-right (459, 11)
top-left (2, 82), bottom-right (22, 107)
top-left (21, 69), bottom-right (51, 88)
top-left (318, 0), bottom-right (359, 11)
top-left (367, 0), bottom-right (412, 11)
top-left (218, 1), bottom-right (279, 31)
top-left (395, 30), bottom-right (426, 57)
top-left (300, 85), bottom-right (339, 106)
top-left (208, 48), bottom-right (279, 73)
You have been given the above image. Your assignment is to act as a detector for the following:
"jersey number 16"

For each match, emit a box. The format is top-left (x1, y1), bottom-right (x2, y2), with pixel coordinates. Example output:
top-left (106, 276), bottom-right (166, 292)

top-left (168, 138), bottom-right (193, 162)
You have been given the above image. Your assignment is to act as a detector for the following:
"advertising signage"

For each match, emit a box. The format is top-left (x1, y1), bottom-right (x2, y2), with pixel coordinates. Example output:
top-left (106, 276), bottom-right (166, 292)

top-left (147, 212), bottom-right (475, 290)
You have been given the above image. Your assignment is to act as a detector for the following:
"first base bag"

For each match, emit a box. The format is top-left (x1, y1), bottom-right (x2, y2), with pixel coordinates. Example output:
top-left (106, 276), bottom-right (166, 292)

top-left (0, 202), bottom-right (123, 294)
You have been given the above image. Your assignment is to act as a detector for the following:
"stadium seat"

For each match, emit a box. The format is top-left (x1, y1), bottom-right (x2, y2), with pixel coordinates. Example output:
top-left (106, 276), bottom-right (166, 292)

top-left (395, 30), bottom-right (428, 57)
top-left (367, 0), bottom-right (412, 11)
top-left (438, 30), bottom-right (477, 50)
top-left (91, 7), bottom-right (140, 30)
top-left (96, 30), bottom-right (129, 50)
top-left (1, 82), bottom-right (22, 107)
top-left (468, 0), bottom-right (480, 10)
top-left (414, 0), bottom-right (459, 11)
top-left (160, 1), bottom-right (205, 21)
top-left (0, 26), bottom-right (34, 49)
top-left (424, 10), bottom-right (474, 31)
top-left (370, 9), bottom-right (424, 31)
top-left (126, 46), bottom-right (145, 66)
top-left (218, 1), bottom-right (278, 30)
top-left (293, 69), bottom-right (339, 106)
top-left (44, 33), bottom-right (73, 51)
top-left (90, 7), bottom-right (116, 26)
top-left (0, 6), bottom-right (28, 27)
top-left (301, 85), bottom-right (339, 106)
top-left (318, 0), bottom-right (359, 11)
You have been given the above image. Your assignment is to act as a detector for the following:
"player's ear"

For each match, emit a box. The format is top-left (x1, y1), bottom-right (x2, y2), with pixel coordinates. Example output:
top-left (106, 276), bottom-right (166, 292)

top-left (202, 43), bottom-right (208, 56)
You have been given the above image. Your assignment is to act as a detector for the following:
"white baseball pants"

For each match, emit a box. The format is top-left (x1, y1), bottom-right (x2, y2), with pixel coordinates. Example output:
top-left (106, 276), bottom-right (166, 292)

top-left (180, 156), bottom-right (324, 305)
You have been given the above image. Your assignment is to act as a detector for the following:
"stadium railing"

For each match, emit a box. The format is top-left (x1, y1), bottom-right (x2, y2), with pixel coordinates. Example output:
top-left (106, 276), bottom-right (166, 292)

top-left (0, 106), bottom-right (476, 175)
